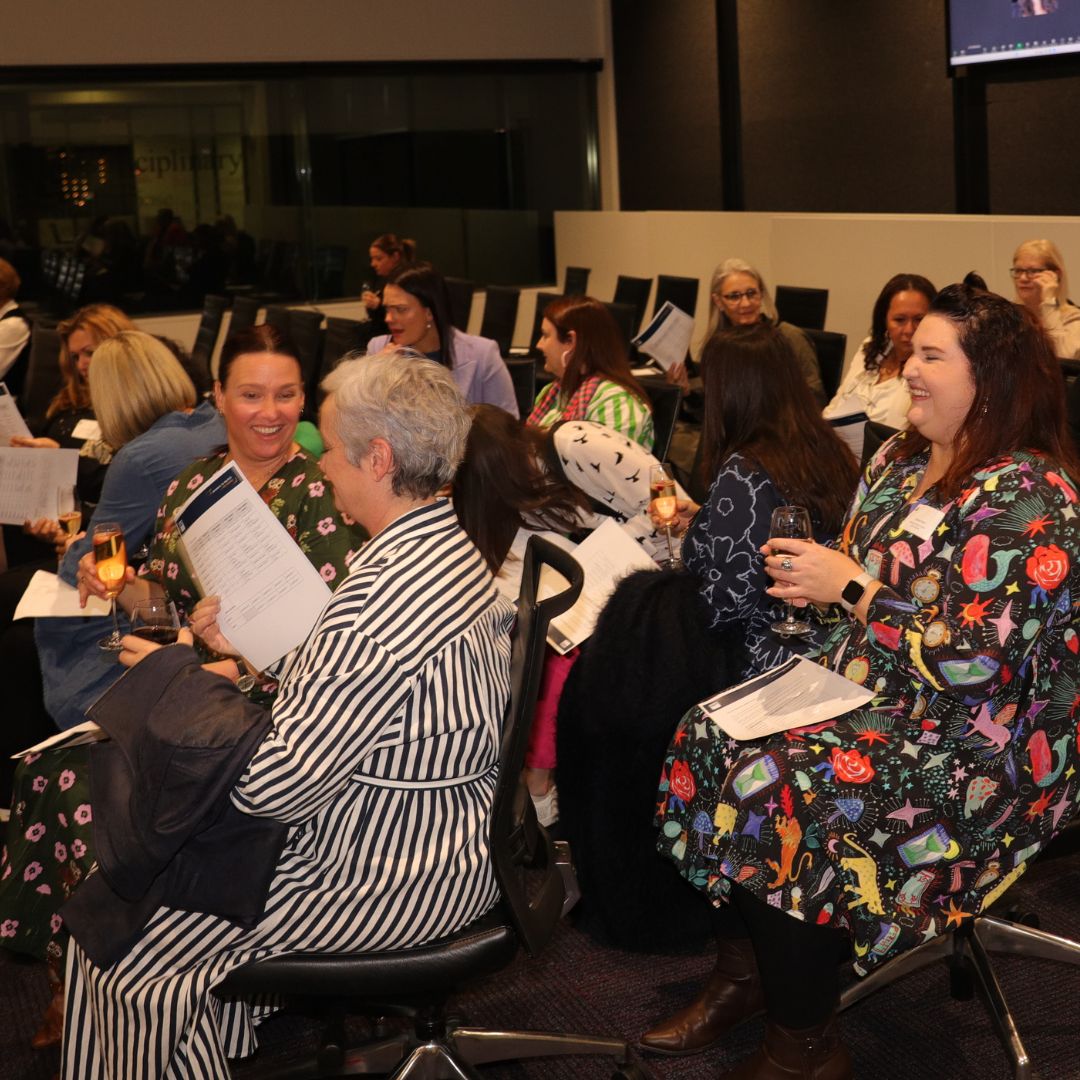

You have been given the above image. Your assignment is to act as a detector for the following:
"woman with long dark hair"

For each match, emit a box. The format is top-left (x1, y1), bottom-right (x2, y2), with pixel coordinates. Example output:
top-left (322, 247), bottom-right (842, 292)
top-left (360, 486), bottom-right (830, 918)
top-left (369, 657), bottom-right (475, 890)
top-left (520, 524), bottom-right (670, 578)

top-left (366, 261), bottom-right (518, 416)
top-left (657, 324), bottom-right (858, 681)
top-left (823, 272), bottom-right (936, 430)
top-left (527, 294), bottom-right (654, 449)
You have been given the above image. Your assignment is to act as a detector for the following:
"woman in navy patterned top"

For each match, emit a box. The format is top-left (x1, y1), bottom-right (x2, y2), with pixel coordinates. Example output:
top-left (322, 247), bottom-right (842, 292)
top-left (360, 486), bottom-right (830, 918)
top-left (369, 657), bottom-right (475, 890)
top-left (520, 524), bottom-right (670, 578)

top-left (663, 325), bottom-right (859, 678)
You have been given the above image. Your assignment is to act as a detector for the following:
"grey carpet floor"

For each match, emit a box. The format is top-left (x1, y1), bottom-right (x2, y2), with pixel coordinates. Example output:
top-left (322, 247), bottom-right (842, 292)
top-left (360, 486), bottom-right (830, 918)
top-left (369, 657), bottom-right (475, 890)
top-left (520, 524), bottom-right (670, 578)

top-left (3, 847), bottom-right (1079, 1079)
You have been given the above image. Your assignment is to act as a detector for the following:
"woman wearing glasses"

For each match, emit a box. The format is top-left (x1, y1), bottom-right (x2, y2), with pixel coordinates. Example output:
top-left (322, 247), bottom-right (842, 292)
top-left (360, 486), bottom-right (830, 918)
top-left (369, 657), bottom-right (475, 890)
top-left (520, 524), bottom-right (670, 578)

top-left (1011, 238), bottom-right (1080, 358)
top-left (701, 258), bottom-right (824, 404)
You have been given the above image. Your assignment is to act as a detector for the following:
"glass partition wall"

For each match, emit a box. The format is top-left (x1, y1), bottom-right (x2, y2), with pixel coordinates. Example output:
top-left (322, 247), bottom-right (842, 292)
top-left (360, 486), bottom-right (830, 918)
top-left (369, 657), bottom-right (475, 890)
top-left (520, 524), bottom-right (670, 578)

top-left (0, 62), bottom-right (600, 314)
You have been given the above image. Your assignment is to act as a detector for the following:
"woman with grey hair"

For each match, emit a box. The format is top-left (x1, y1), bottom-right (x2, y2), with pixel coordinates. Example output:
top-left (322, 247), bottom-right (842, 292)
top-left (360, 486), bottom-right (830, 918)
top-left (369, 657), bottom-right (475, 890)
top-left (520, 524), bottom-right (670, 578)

top-left (688, 257), bottom-right (824, 403)
top-left (60, 349), bottom-right (516, 1080)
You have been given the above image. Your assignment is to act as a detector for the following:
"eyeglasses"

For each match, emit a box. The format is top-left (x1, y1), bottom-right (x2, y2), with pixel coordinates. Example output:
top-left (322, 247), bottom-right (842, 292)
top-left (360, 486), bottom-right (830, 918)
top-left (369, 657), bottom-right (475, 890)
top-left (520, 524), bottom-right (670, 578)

top-left (720, 288), bottom-right (761, 303)
top-left (1009, 266), bottom-right (1050, 279)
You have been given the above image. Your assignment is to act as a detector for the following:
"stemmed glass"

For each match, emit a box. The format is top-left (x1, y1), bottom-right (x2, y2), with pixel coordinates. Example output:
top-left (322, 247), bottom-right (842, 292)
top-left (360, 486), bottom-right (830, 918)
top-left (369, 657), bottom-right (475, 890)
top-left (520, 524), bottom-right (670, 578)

top-left (93, 521), bottom-right (128, 651)
top-left (649, 463), bottom-right (681, 569)
top-left (56, 486), bottom-right (81, 565)
top-left (769, 505), bottom-right (814, 638)
top-left (130, 598), bottom-right (180, 646)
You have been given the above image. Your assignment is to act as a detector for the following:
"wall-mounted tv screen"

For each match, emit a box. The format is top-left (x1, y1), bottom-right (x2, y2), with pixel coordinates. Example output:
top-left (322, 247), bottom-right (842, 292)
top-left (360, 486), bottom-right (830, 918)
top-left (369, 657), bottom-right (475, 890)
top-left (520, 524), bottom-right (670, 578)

top-left (949, 0), bottom-right (1080, 66)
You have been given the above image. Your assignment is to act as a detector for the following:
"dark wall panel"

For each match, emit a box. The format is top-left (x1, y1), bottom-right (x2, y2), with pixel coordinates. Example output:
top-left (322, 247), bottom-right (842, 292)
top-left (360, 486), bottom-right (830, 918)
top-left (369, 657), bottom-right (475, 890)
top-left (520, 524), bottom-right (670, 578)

top-left (987, 73), bottom-right (1080, 215)
top-left (736, 0), bottom-right (955, 213)
top-left (612, 0), bottom-right (723, 210)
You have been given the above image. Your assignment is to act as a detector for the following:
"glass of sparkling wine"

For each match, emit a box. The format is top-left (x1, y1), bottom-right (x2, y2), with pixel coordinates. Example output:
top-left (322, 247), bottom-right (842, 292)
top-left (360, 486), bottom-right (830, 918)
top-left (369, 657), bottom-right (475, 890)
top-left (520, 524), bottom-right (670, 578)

top-left (56, 486), bottom-right (81, 562)
top-left (649, 463), bottom-right (681, 569)
top-left (130, 598), bottom-right (180, 646)
top-left (769, 505), bottom-right (814, 638)
top-left (93, 521), bottom-right (127, 651)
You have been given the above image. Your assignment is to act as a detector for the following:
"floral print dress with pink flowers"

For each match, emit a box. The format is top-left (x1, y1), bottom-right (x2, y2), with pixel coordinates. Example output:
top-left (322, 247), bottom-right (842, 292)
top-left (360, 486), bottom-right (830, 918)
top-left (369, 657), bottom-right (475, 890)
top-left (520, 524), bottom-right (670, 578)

top-left (657, 440), bottom-right (1080, 973)
top-left (0, 448), bottom-right (363, 962)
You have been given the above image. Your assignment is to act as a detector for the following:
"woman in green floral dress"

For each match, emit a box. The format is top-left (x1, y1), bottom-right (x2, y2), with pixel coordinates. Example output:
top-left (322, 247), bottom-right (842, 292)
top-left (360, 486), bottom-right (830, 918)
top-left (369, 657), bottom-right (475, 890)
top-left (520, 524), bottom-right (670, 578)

top-left (0, 324), bottom-right (364, 1046)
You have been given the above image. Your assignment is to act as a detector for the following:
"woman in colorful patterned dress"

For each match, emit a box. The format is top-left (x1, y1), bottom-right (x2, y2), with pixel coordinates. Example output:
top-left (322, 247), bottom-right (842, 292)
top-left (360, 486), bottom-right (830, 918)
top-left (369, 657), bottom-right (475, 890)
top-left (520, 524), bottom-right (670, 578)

top-left (651, 283), bottom-right (1080, 1079)
top-left (527, 294), bottom-right (655, 450)
top-left (0, 324), bottom-right (360, 1050)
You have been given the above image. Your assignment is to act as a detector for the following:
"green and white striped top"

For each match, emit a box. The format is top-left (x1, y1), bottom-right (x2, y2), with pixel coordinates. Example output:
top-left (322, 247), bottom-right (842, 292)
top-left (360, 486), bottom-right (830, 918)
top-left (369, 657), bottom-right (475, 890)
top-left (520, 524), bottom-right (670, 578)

top-left (531, 378), bottom-right (654, 451)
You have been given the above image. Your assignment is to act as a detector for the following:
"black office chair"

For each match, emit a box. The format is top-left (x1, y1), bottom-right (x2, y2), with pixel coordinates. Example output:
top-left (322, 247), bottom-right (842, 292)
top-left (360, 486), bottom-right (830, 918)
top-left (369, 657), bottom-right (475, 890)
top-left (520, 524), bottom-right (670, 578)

top-left (287, 309), bottom-right (327, 416)
top-left (444, 277), bottom-right (475, 331)
top-left (840, 839), bottom-right (1080, 1080)
top-left (860, 420), bottom-right (899, 469)
top-left (602, 301), bottom-right (639, 354)
top-left (612, 275), bottom-right (652, 335)
top-left (803, 328), bottom-right (847, 401)
top-left (313, 245), bottom-right (348, 300)
top-left (228, 295), bottom-right (260, 338)
top-left (478, 285), bottom-right (520, 357)
top-left (218, 537), bottom-right (641, 1080)
top-left (19, 322), bottom-right (61, 435)
top-left (652, 274), bottom-right (699, 319)
top-left (321, 317), bottom-right (367, 371)
top-left (775, 285), bottom-right (829, 331)
top-left (563, 266), bottom-right (590, 295)
top-left (190, 295), bottom-right (229, 380)
top-left (526, 291), bottom-right (563, 358)
top-left (639, 378), bottom-right (683, 463)
top-left (505, 356), bottom-right (536, 419)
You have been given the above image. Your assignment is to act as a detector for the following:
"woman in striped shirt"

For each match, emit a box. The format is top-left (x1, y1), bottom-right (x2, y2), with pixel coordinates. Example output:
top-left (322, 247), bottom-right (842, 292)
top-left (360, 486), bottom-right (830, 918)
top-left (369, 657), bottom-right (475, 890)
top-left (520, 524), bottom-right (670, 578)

top-left (527, 294), bottom-right (655, 450)
top-left (61, 351), bottom-right (515, 1080)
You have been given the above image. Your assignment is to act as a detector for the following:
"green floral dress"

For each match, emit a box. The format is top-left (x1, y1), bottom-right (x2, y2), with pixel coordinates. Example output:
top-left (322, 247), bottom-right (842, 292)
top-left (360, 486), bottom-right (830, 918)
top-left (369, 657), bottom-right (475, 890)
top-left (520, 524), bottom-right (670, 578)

top-left (0, 448), bottom-right (364, 962)
top-left (658, 439), bottom-right (1080, 973)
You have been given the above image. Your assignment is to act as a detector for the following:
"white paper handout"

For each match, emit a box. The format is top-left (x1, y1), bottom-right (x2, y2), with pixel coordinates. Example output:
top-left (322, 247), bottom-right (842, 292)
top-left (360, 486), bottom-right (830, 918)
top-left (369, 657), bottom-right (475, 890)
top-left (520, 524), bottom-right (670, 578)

top-left (0, 382), bottom-right (32, 441)
top-left (631, 302), bottom-right (695, 372)
top-left (696, 655), bottom-right (875, 741)
top-left (15, 570), bottom-right (112, 619)
top-left (12, 719), bottom-right (106, 759)
top-left (71, 418), bottom-right (102, 441)
top-left (826, 406), bottom-right (868, 463)
top-left (174, 462), bottom-right (332, 671)
top-left (0, 446), bottom-right (79, 525)
top-left (541, 517), bottom-right (658, 654)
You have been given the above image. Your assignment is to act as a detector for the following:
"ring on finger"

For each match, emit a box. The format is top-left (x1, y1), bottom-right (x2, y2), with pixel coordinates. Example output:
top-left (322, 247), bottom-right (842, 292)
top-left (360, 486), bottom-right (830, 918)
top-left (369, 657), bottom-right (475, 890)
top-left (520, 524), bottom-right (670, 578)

top-left (780, 556), bottom-right (793, 573)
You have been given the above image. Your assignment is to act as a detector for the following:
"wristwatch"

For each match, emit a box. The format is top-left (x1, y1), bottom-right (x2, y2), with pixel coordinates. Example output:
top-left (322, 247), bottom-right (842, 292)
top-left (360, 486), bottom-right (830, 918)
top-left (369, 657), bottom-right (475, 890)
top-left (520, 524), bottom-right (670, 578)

top-left (840, 572), bottom-right (875, 614)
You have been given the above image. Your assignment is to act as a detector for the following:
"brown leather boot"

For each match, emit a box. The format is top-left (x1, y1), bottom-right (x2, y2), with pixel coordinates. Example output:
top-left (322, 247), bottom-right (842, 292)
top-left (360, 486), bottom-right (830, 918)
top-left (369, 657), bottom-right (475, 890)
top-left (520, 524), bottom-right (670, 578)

top-left (639, 937), bottom-right (764, 1056)
top-left (718, 1015), bottom-right (852, 1079)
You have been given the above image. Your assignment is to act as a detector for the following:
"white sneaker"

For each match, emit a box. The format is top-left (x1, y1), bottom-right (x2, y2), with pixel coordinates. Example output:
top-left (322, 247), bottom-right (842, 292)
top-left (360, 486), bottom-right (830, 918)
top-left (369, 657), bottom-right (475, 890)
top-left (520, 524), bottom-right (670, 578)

top-left (530, 785), bottom-right (559, 827)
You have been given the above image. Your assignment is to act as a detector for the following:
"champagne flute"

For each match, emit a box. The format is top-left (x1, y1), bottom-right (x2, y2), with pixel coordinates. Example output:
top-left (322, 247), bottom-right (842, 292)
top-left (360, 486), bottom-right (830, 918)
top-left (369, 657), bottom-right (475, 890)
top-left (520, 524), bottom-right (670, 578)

top-left (769, 505), bottom-right (814, 638)
top-left (93, 521), bottom-right (128, 651)
top-left (56, 486), bottom-right (82, 564)
top-left (649, 463), bottom-right (682, 569)
top-left (130, 598), bottom-right (181, 646)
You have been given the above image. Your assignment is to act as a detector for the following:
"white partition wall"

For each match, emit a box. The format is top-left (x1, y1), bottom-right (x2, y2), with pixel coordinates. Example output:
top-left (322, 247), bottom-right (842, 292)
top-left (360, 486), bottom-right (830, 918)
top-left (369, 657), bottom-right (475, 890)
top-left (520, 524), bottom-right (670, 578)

top-left (555, 211), bottom-right (1080, 373)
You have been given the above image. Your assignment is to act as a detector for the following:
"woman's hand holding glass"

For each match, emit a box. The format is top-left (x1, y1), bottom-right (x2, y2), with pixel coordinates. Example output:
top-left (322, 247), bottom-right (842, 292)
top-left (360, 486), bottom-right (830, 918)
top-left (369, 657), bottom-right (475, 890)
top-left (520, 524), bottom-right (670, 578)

top-left (119, 626), bottom-right (194, 669)
top-left (761, 535), bottom-right (871, 612)
top-left (648, 493), bottom-right (699, 538)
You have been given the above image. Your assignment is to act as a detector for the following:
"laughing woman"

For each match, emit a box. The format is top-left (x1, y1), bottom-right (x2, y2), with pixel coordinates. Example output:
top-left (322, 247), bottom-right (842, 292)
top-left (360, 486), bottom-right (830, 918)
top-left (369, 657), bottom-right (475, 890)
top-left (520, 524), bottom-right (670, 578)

top-left (651, 284), bottom-right (1080, 1078)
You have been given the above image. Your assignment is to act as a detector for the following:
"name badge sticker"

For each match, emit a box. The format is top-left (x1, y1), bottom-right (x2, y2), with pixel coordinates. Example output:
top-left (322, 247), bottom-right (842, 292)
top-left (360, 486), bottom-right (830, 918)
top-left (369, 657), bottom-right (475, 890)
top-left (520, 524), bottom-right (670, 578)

top-left (900, 503), bottom-right (945, 541)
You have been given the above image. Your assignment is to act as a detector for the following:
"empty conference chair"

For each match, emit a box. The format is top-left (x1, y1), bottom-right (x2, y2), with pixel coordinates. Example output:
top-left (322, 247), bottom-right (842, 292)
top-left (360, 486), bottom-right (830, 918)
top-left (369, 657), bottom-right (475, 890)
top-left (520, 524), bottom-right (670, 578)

top-left (563, 265), bottom-right (590, 295)
top-left (478, 286), bottom-right (520, 357)
top-left (612, 275), bottom-right (652, 335)
top-left (775, 284), bottom-right (829, 331)
top-left (444, 277), bottom-right (475, 331)
top-left (803, 328), bottom-right (847, 401)
top-left (652, 274), bottom-right (699, 319)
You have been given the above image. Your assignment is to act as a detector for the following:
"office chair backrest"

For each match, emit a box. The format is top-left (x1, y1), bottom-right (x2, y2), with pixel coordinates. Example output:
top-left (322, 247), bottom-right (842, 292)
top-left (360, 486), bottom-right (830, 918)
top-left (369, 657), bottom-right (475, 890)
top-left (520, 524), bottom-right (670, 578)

top-left (861, 421), bottom-right (900, 469)
top-left (479, 286), bottom-right (520, 356)
top-left (229, 295), bottom-right (260, 337)
top-left (775, 285), bottom-right (829, 331)
top-left (491, 536), bottom-right (583, 957)
top-left (563, 266), bottom-right (590, 295)
top-left (653, 274), bottom-right (699, 319)
top-left (20, 323), bottom-right (62, 435)
top-left (190, 295), bottom-right (228, 374)
top-left (445, 277), bottom-right (475, 331)
top-left (641, 380), bottom-right (683, 463)
top-left (803, 328), bottom-right (847, 401)
top-left (602, 301), bottom-right (638, 353)
top-left (527, 291), bottom-right (564, 357)
top-left (612, 275), bottom-right (652, 335)
top-left (504, 356), bottom-right (536, 420)
top-left (286, 309), bottom-right (326, 415)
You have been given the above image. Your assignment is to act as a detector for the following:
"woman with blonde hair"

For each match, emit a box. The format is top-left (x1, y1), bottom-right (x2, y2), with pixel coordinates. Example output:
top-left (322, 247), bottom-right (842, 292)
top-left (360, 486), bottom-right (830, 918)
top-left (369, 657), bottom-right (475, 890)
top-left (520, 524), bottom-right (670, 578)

top-left (695, 258), bottom-right (824, 403)
top-left (1010, 238), bottom-right (1080, 357)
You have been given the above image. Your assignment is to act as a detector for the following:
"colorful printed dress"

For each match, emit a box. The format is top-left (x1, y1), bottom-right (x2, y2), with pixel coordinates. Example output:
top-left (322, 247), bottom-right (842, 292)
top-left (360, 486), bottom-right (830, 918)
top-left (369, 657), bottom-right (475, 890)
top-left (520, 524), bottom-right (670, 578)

top-left (658, 437), bottom-right (1080, 973)
top-left (0, 448), bottom-right (362, 963)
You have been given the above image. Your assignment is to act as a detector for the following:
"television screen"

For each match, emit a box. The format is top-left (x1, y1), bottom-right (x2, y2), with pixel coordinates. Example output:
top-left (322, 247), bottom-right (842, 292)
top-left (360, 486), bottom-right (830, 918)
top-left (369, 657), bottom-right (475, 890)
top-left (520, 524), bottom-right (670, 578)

top-left (949, 0), bottom-right (1080, 66)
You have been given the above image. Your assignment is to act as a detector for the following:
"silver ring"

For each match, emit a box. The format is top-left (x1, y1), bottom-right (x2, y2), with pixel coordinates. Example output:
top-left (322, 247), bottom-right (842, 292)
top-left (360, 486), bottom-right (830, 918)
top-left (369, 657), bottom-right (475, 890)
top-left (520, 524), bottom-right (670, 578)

top-left (780, 557), bottom-right (793, 573)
